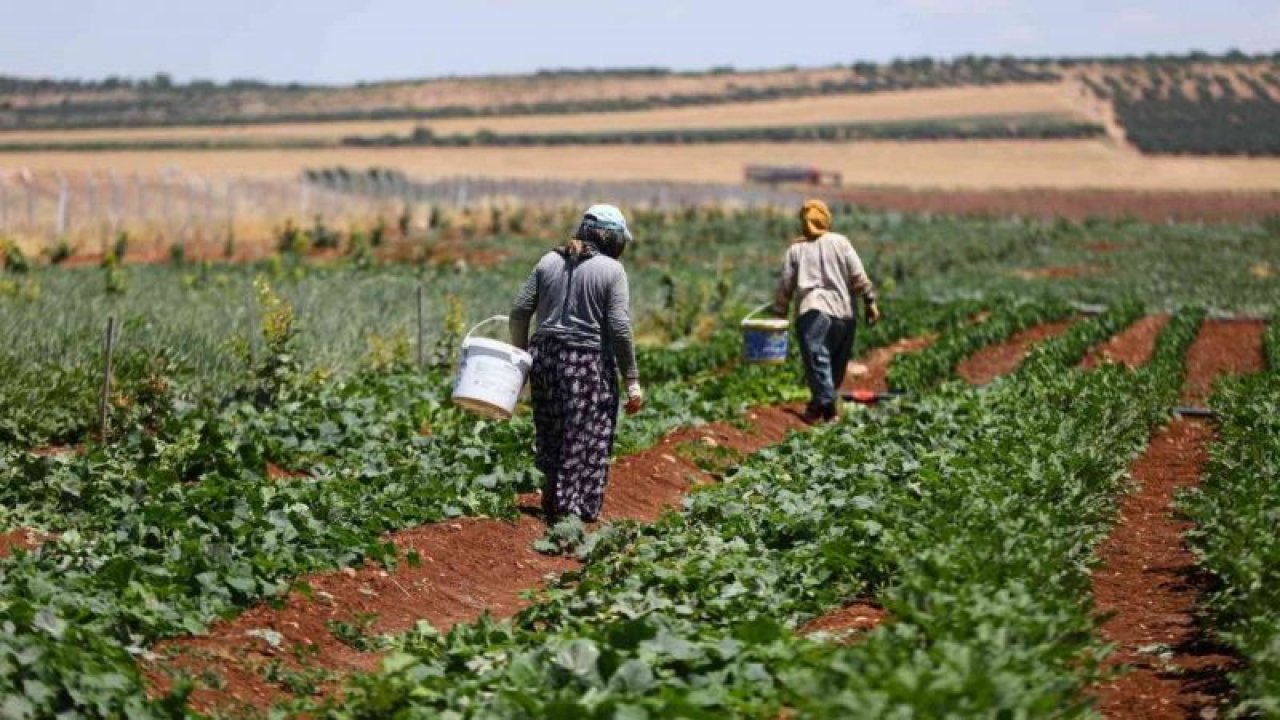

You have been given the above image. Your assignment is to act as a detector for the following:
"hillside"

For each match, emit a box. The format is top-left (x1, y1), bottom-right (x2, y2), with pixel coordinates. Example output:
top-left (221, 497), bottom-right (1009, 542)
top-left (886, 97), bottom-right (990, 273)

top-left (2, 53), bottom-right (1277, 157)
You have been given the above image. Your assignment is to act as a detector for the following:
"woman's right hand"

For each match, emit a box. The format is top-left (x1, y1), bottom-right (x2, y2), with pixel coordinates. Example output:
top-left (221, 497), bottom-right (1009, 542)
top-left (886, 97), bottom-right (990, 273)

top-left (626, 383), bottom-right (644, 415)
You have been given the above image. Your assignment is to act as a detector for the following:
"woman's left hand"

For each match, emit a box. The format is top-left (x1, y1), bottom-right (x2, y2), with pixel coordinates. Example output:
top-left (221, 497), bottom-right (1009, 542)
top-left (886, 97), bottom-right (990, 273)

top-left (626, 383), bottom-right (644, 415)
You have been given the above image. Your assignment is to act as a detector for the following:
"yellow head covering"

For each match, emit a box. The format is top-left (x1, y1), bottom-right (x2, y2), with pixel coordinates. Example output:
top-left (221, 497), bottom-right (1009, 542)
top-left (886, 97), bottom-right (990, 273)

top-left (799, 199), bottom-right (832, 239)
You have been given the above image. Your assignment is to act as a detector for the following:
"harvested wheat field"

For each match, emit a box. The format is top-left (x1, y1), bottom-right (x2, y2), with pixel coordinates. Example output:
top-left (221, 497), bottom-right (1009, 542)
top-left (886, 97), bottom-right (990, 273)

top-left (6, 138), bottom-right (1280, 191)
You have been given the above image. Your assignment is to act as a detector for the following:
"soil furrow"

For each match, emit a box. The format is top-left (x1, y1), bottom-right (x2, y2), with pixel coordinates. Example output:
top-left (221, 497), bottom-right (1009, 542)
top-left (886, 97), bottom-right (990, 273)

top-left (842, 333), bottom-right (938, 394)
top-left (1081, 314), bottom-right (1170, 370)
top-left (146, 335), bottom-right (936, 714)
top-left (1180, 319), bottom-right (1266, 406)
top-left (798, 315), bottom-right (1170, 650)
top-left (1091, 319), bottom-right (1265, 719)
top-left (956, 318), bottom-right (1076, 385)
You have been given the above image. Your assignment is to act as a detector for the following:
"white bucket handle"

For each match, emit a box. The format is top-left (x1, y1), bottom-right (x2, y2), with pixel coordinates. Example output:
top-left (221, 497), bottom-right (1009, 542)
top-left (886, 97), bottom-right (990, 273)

top-left (742, 302), bottom-right (778, 324)
top-left (462, 315), bottom-right (530, 366)
top-left (464, 315), bottom-right (510, 343)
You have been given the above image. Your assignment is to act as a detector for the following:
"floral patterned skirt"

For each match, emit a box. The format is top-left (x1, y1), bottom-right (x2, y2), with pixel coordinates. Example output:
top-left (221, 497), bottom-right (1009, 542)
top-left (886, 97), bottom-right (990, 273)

top-left (529, 333), bottom-right (619, 522)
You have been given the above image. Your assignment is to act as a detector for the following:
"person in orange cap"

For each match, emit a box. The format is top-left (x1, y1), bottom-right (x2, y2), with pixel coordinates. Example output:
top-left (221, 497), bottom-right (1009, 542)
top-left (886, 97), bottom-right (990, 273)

top-left (772, 199), bottom-right (880, 423)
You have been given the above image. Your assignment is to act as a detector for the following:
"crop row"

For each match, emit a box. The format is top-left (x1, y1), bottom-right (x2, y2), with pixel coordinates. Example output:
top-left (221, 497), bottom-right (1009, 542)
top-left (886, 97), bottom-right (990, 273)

top-left (885, 295), bottom-right (1073, 391)
top-left (341, 115), bottom-right (1103, 149)
top-left (0, 294), bottom-right (986, 718)
top-left (1182, 317), bottom-right (1280, 716)
top-left (4, 208), bottom-right (1277, 434)
top-left (1114, 97), bottom-right (1280, 156)
top-left (285, 307), bottom-right (1201, 717)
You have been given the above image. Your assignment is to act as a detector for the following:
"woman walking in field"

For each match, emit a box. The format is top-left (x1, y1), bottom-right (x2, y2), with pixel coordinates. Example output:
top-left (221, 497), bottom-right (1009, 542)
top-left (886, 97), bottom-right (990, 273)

top-left (773, 199), bottom-right (880, 423)
top-left (510, 204), bottom-right (644, 523)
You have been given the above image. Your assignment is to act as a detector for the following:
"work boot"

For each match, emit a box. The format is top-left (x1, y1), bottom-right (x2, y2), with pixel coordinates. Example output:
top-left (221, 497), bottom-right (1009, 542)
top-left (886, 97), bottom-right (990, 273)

top-left (801, 404), bottom-right (825, 425)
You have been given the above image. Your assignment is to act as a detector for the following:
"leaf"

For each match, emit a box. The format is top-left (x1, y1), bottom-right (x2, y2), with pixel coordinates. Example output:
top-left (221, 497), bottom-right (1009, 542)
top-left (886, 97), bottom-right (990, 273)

top-left (21, 680), bottom-right (52, 706)
top-left (733, 617), bottom-right (782, 645)
top-left (32, 608), bottom-right (66, 640)
top-left (554, 638), bottom-right (600, 678)
top-left (226, 574), bottom-right (257, 593)
top-left (1, 695), bottom-right (34, 720)
top-left (381, 651), bottom-right (419, 674)
top-left (609, 659), bottom-right (655, 693)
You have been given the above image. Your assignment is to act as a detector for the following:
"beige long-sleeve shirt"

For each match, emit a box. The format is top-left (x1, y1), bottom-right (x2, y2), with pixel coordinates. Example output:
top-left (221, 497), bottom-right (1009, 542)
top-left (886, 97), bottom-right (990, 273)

top-left (772, 232), bottom-right (876, 320)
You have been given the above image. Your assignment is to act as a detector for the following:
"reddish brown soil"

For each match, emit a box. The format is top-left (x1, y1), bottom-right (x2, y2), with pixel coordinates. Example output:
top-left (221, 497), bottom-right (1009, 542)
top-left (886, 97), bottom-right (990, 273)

top-left (0, 528), bottom-right (48, 557)
top-left (1091, 420), bottom-right (1239, 719)
top-left (1081, 315), bottom-right (1171, 370)
top-left (1180, 319), bottom-right (1266, 405)
top-left (841, 334), bottom-right (938, 394)
top-left (956, 319), bottom-right (1076, 385)
top-left (139, 329), bottom-right (1003, 713)
top-left (27, 444), bottom-right (84, 457)
top-left (831, 187), bottom-right (1280, 224)
top-left (1091, 321), bottom-right (1264, 718)
top-left (144, 399), bottom-right (822, 713)
top-left (1013, 264), bottom-right (1103, 280)
top-left (601, 405), bottom-right (807, 523)
top-left (798, 601), bottom-right (888, 643)
top-left (264, 462), bottom-right (308, 480)
top-left (1086, 241), bottom-right (1119, 254)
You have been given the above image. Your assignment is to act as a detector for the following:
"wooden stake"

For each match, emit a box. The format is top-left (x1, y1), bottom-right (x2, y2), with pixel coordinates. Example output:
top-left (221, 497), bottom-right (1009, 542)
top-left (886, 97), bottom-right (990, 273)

top-left (416, 283), bottom-right (425, 370)
top-left (98, 316), bottom-right (118, 439)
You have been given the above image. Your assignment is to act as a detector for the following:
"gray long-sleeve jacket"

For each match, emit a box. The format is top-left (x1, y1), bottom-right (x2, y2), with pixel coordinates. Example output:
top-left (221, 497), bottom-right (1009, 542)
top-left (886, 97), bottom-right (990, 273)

top-left (509, 250), bottom-right (639, 383)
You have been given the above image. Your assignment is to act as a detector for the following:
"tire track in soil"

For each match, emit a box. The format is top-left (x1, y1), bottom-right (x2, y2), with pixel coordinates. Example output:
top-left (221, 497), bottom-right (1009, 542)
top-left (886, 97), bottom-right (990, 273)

top-left (956, 318), bottom-right (1077, 385)
top-left (144, 336), bottom-right (934, 715)
top-left (1091, 318), bottom-right (1265, 719)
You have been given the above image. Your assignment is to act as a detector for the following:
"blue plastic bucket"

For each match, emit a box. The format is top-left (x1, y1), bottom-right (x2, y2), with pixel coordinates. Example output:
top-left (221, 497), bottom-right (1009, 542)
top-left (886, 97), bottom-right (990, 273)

top-left (741, 304), bottom-right (790, 364)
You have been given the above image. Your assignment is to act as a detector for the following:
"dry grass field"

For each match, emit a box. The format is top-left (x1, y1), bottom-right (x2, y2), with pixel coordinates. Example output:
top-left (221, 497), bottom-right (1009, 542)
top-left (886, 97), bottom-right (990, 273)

top-left (0, 84), bottom-right (1083, 146)
top-left (5, 138), bottom-right (1280, 191)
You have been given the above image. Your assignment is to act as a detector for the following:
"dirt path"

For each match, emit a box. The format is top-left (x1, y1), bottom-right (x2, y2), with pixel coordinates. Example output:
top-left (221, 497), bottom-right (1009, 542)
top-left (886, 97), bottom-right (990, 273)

top-left (146, 334), bottom-right (940, 714)
top-left (956, 319), bottom-right (1076, 385)
top-left (1091, 319), bottom-right (1265, 719)
top-left (1180, 319), bottom-right (1267, 406)
top-left (147, 410), bottom-right (801, 713)
top-left (842, 334), bottom-right (938, 394)
top-left (1081, 315), bottom-right (1170, 370)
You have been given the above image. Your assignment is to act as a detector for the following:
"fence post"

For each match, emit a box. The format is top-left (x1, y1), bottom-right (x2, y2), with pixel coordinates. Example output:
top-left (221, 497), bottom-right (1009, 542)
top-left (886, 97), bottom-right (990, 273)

top-left (55, 177), bottom-right (70, 239)
top-left (98, 315), bottom-right (118, 439)
top-left (25, 180), bottom-right (34, 226)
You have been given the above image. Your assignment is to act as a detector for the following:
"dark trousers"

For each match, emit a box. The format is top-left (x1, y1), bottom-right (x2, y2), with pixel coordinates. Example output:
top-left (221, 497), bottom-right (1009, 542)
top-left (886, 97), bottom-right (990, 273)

top-left (796, 310), bottom-right (857, 417)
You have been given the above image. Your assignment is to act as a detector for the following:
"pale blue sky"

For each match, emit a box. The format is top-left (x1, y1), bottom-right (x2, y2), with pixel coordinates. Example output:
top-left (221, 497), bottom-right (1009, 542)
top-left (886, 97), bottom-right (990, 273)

top-left (2, 0), bottom-right (1277, 84)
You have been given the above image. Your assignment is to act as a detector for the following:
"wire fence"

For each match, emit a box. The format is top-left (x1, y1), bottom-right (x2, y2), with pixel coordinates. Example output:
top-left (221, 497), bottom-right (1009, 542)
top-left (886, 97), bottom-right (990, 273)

top-left (0, 167), bottom-right (809, 258)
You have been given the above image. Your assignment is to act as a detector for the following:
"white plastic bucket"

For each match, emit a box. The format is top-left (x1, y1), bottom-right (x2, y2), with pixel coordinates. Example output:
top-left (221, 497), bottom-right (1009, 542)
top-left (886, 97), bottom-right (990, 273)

top-left (452, 315), bottom-right (533, 420)
top-left (741, 303), bottom-right (790, 364)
